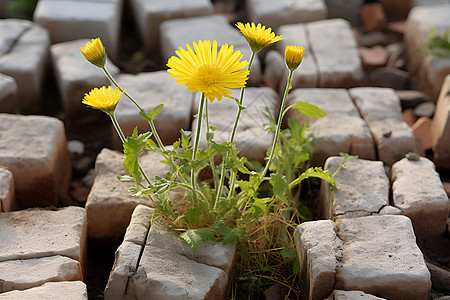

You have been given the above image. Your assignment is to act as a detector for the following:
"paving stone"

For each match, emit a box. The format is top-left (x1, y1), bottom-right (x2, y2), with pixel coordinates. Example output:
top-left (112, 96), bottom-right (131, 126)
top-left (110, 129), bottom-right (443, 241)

top-left (426, 262), bottom-right (450, 294)
top-left (369, 67), bottom-right (410, 90)
top-left (323, 0), bottom-right (364, 26)
top-left (0, 19), bottom-right (31, 56)
top-left (0, 114), bottom-right (71, 208)
top-left (246, 0), bottom-right (327, 29)
top-left (320, 157), bottom-right (389, 220)
top-left (0, 168), bottom-right (15, 212)
top-left (349, 87), bottom-right (416, 165)
top-left (192, 87), bottom-right (278, 162)
top-left (85, 148), bottom-right (171, 240)
top-left (123, 205), bottom-right (154, 246)
top-left (358, 46), bottom-right (389, 70)
top-left (0, 281), bottom-right (87, 300)
top-left (327, 290), bottom-right (386, 300)
top-left (412, 116), bottom-right (433, 150)
top-left (307, 19), bottom-right (364, 88)
top-left (404, 4), bottom-right (450, 103)
top-left (0, 74), bottom-right (19, 114)
top-left (413, 0), bottom-right (450, 6)
top-left (358, 31), bottom-right (389, 47)
top-left (360, 2), bottom-right (387, 32)
top-left (431, 74), bottom-right (450, 169)
top-left (33, 0), bottom-right (122, 61)
top-left (129, 0), bottom-right (213, 55)
top-left (287, 89), bottom-right (376, 166)
top-left (295, 220), bottom-right (343, 300)
top-left (0, 20), bottom-right (49, 112)
top-left (392, 157), bottom-right (450, 238)
top-left (50, 39), bottom-right (120, 118)
top-left (160, 14), bottom-right (262, 86)
top-left (395, 89), bottom-right (429, 110)
top-left (335, 215), bottom-right (431, 300)
top-left (263, 50), bottom-right (287, 94)
top-left (414, 101), bottom-right (436, 118)
top-left (112, 71), bottom-right (194, 149)
top-left (378, 205), bottom-right (403, 215)
top-left (0, 255), bottom-right (82, 293)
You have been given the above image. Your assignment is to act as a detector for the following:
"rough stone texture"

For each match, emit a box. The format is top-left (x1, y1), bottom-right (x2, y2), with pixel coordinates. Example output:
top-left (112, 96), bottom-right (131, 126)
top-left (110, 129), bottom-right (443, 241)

top-left (323, 0), bottom-right (364, 26)
top-left (263, 50), bottom-right (288, 94)
top-left (307, 19), bottom-right (364, 88)
top-left (287, 89), bottom-right (376, 166)
top-left (378, 205), bottom-right (403, 216)
top-left (431, 74), bottom-right (450, 169)
top-left (129, 0), bottom-right (213, 55)
top-left (33, 0), bottom-right (122, 62)
top-left (246, 0), bottom-right (327, 29)
top-left (412, 116), bottom-right (432, 150)
top-left (0, 168), bottom-right (15, 212)
top-left (335, 215), bottom-right (431, 300)
top-left (0, 255), bottom-right (82, 293)
top-left (0, 281), bottom-right (88, 300)
top-left (85, 148), bottom-right (171, 240)
top-left (192, 87), bottom-right (278, 162)
top-left (320, 157), bottom-right (389, 220)
top-left (122, 205), bottom-right (154, 246)
top-left (0, 114), bottom-right (71, 208)
top-left (392, 157), bottom-right (450, 238)
top-left (0, 19), bottom-right (49, 112)
top-left (295, 220), bottom-right (343, 300)
top-left (0, 74), bottom-right (19, 114)
top-left (160, 14), bottom-right (262, 86)
top-left (50, 39), bottom-right (120, 118)
top-left (112, 71), bottom-right (194, 149)
top-left (349, 87), bottom-right (416, 166)
top-left (327, 290), bottom-right (386, 300)
top-left (404, 4), bottom-right (450, 103)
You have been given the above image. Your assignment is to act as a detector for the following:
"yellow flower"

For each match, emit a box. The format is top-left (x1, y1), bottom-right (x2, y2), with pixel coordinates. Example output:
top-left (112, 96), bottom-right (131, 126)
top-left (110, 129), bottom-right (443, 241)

top-left (236, 22), bottom-right (283, 53)
top-left (82, 86), bottom-right (123, 114)
top-left (167, 40), bottom-right (249, 102)
top-left (285, 45), bottom-right (305, 71)
top-left (80, 38), bottom-right (106, 68)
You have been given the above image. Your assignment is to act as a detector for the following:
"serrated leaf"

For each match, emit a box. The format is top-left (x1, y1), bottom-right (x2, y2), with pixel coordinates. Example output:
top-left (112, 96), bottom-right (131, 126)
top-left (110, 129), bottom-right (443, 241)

top-left (180, 228), bottom-right (216, 253)
top-left (223, 227), bottom-right (246, 244)
top-left (250, 197), bottom-right (269, 218)
top-left (139, 104), bottom-right (164, 122)
top-left (184, 207), bottom-right (202, 225)
top-left (298, 167), bottom-right (337, 188)
top-left (291, 101), bottom-right (326, 118)
top-left (123, 127), bottom-right (150, 186)
top-left (270, 173), bottom-right (289, 205)
top-left (117, 175), bottom-right (135, 182)
top-left (281, 248), bottom-right (297, 259)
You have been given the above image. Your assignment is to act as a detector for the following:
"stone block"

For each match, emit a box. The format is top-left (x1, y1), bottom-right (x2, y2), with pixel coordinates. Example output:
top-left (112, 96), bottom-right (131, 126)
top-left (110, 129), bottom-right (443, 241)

top-left (335, 215), bottom-right (431, 300)
top-left (404, 4), bottom-right (450, 103)
top-left (295, 220), bottom-right (343, 300)
top-left (33, 0), bottom-right (122, 61)
top-left (85, 148), bottom-right (171, 240)
top-left (0, 73), bottom-right (19, 114)
top-left (159, 14), bottom-right (262, 86)
top-left (0, 114), bottom-right (71, 208)
top-left (412, 116), bottom-right (432, 150)
top-left (129, 0), bottom-right (213, 55)
top-left (327, 290), bottom-right (386, 300)
top-left (263, 50), bottom-right (287, 94)
top-left (307, 19), bottom-right (364, 88)
top-left (320, 157), bottom-right (389, 220)
top-left (350, 87), bottom-right (402, 121)
top-left (323, 0), bottom-right (364, 26)
top-left (360, 2), bottom-right (387, 32)
top-left (0, 281), bottom-right (87, 300)
top-left (123, 205), bottom-right (154, 246)
top-left (392, 157), bottom-right (450, 238)
top-left (0, 20), bottom-right (49, 112)
top-left (246, 0), bottom-right (327, 29)
top-left (50, 39), bottom-right (120, 118)
top-left (0, 168), bottom-right (15, 212)
top-left (0, 255), bottom-right (82, 293)
top-left (431, 74), bottom-right (450, 169)
top-left (112, 71), bottom-right (194, 149)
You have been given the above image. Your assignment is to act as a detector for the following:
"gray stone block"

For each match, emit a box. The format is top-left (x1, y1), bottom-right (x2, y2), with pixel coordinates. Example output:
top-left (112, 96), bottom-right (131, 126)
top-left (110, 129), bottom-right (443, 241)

top-left (431, 74), bottom-right (450, 169)
top-left (326, 290), bottom-right (386, 299)
top-left (0, 167), bottom-right (15, 212)
top-left (0, 73), bottom-right (19, 114)
top-left (0, 281), bottom-right (87, 300)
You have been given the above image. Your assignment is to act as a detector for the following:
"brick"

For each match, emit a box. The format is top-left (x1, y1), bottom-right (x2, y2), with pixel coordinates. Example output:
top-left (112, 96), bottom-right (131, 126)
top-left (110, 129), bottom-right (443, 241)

top-left (123, 205), bottom-right (154, 246)
top-left (396, 89), bottom-right (429, 110)
top-left (0, 168), bottom-right (15, 212)
top-left (327, 290), bottom-right (386, 299)
top-left (431, 74), bottom-right (450, 169)
top-left (411, 116), bottom-right (433, 150)
top-left (392, 157), bottom-right (450, 238)
top-left (0, 74), bottom-right (19, 114)
top-left (358, 46), bottom-right (389, 70)
top-left (360, 3), bottom-right (387, 32)
top-left (0, 114), bottom-right (71, 208)
top-left (0, 281), bottom-right (87, 300)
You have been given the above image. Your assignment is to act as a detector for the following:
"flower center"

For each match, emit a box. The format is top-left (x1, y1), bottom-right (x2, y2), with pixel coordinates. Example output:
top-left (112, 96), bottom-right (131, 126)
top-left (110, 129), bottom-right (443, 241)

top-left (198, 64), bottom-right (220, 86)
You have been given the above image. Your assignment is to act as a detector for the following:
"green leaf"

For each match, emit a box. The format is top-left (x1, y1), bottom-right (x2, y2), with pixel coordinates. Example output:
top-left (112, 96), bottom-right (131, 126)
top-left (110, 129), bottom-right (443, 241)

top-left (184, 207), bottom-right (202, 225)
top-left (123, 127), bottom-right (151, 186)
top-left (180, 228), bottom-right (216, 253)
top-left (250, 197), bottom-right (270, 218)
top-left (139, 104), bottom-right (164, 122)
top-left (223, 227), bottom-right (246, 244)
top-left (281, 248), bottom-right (297, 259)
top-left (290, 102), bottom-right (326, 118)
top-left (298, 167), bottom-right (337, 189)
top-left (270, 173), bottom-right (290, 205)
top-left (298, 205), bottom-right (312, 220)
top-left (180, 129), bottom-right (192, 149)
top-left (117, 175), bottom-right (135, 182)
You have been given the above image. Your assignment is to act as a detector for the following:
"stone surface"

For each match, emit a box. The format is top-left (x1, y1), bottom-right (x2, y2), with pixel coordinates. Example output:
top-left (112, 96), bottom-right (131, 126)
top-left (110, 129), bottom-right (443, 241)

top-left (411, 116), bottom-right (433, 150)
top-left (0, 255), bottom-right (82, 293)
top-left (327, 290), bottom-right (386, 300)
top-left (320, 157), bottom-right (389, 220)
top-left (379, 0), bottom-right (412, 19)
top-left (335, 215), bottom-right (431, 300)
top-left (246, 0), bottom-right (327, 29)
top-left (323, 0), bottom-right (364, 26)
top-left (85, 148), bottom-right (171, 240)
top-left (369, 67), bottom-right (409, 90)
top-left (0, 114), bottom-right (71, 208)
top-left (123, 204), bottom-right (154, 246)
top-left (431, 74), bottom-right (450, 169)
top-left (0, 19), bottom-right (31, 56)
top-left (33, 0), bottom-right (122, 61)
top-left (395, 89), bottom-right (429, 110)
top-left (392, 157), bottom-right (450, 238)
top-left (0, 73), bottom-right (19, 114)
top-left (263, 50), bottom-right (287, 94)
top-left (0, 281), bottom-right (88, 300)
top-left (113, 71), bottom-right (194, 149)
top-left (358, 46), bottom-right (389, 70)
top-left (360, 2), bottom-right (387, 32)
top-left (403, 108), bottom-right (416, 127)
top-left (295, 220), bottom-right (343, 300)
top-left (414, 101), bottom-right (436, 118)
top-left (129, 0), bottom-right (213, 55)
top-left (50, 39), bottom-right (120, 118)
top-left (0, 168), bottom-right (15, 212)
top-left (426, 262), bottom-right (450, 294)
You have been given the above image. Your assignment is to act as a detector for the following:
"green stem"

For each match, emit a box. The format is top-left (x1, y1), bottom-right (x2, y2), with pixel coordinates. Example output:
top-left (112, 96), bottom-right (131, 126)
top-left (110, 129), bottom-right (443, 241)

top-left (205, 100), bottom-right (218, 202)
top-left (191, 93), bottom-right (206, 206)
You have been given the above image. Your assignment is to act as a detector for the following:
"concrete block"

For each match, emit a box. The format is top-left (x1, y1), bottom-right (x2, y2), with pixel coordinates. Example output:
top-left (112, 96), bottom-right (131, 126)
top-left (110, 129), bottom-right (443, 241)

top-left (392, 157), bottom-right (450, 238)
top-left (0, 114), bottom-right (71, 208)
top-left (130, 0), bottom-right (213, 55)
top-left (0, 73), bottom-right (19, 114)
top-left (263, 50), bottom-right (287, 94)
top-left (123, 205), bottom-right (154, 246)
top-left (0, 281), bottom-right (87, 300)
top-left (327, 290), bottom-right (386, 299)
top-left (350, 87), bottom-right (402, 121)
top-left (0, 167), bottom-right (15, 212)
top-left (0, 19), bottom-right (31, 56)
top-left (320, 157), bottom-right (389, 220)
top-left (431, 74), bottom-right (450, 169)
top-left (50, 39), bottom-right (120, 118)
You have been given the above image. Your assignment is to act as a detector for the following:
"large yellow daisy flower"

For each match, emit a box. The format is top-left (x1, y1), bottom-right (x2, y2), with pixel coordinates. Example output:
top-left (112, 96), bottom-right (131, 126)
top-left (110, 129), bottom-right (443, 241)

top-left (80, 38), bottom-right (106, 68)
top-left (82, 86), bottom-right (123, 114)
top-left (167, 40), bottom-right (250, 102)
top-left (285, 45), bottom-right (305, 72)
top-left (236, 22), bottom-right (283, 53)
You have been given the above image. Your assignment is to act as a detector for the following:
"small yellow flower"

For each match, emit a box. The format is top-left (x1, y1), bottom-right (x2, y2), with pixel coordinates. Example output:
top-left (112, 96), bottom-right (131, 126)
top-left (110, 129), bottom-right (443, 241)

top-left (236, 22), bottom-right (283, 53)
top-left (80, 38), bottom-right (106, 68)
top-left (167, 40), bottom-right (250, 102)
top-left (285, 45), bottom-right (305, 71)
top-left (82, 86), bottom-right (123, 114)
